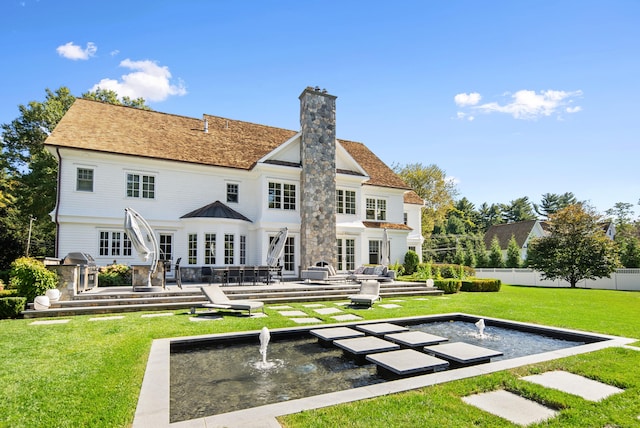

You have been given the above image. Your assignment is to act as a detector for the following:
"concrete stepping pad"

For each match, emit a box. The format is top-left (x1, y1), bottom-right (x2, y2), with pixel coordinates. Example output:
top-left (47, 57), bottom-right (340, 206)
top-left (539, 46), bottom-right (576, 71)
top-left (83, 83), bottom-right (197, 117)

top-left (141, 312), bottom-right (174, 318)
top-left (314, 307), bottom-right (343, 315)
top-left (379, 304), bottom-right (402, 309)
top-left (332, 314), bottom-right (363, 321)
top-left (366, 349), bottom-right (449, 377)
top-left (310, 326), bottom-right (364, 346)
top-left (462, 389), bottom-right (558, 426)
top-left (521, 370), bottom-right (624, 401)
top-left (355, 322), bottom-right (409, 336)
top-left (89, 316), bottom-right (124, 321)
top-left (189, 315), bottom-right (223, 322)
top-left (30, 319), bottom-right (71, 325)
top-left (290, 317), bottom-right (323, 324)
top-left (278, 310), bottom-right (307, 317)
top-left (268, 305), bottom-right (293, 310)
top-left (302, 304), bottom-right (326, 308)
top-left (384, 331), bottom-right (449, 348)
top-left (424, 342), bottom-right (503, 366)
top-left (334, 336), bottom-right (400, 364)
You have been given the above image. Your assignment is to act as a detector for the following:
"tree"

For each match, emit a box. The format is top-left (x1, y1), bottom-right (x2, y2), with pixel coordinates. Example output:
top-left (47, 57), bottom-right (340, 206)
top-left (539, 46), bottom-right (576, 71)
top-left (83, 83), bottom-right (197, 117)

top-left (0, 86), bottom-right (150, 268)
top-left (477, 202), bottom-right (503, 232)
top-left (502, 197), bottom-right (536, 223)
top-left (534, 192), bottom-right (579, 218)
top-left (505, 235), bottom-right (521, 268)
top-left (393, 163), bottom-right (458, 236)
top-left (488, 236), bottom-right (504, 268)
top-left (527, 204), bottom-right (620, 287)
top-left (81, 88), bottom-right (151, 110)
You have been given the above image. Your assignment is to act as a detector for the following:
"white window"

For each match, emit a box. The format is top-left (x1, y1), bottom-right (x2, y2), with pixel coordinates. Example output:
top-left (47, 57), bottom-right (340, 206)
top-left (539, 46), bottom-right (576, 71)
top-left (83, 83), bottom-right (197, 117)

top-left (336, 189), bottom-right (356, 214)
top-left (188, 234), bottom-right (198, 265)
top-left (127, 173), bottom-right (155, 199)
top-left (205, 233), bottom-right (216, 264)
top-left (224, 234), bottom-right (234, 264)
top-left (76, 168), bottom-right (93, 192)
top-left (337, 238), bottom-right (355, 271)
top-left (268, 182), bottom-right (296, 210)
top-left (99, 231), bottom-right (132, 257)
top-left (240, 235), bottom-right (246, 265)
top-left (369, 240), bottom-right (381, 264)
top-left (366, 198), bottom-right (386, 220)
top-left (227, 183), bottom-right (238, 203)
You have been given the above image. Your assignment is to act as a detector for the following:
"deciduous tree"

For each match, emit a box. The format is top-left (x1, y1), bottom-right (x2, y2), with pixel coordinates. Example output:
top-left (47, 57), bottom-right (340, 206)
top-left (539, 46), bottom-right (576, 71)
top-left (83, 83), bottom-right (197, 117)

top-left (527, 204), bottom-right (619, 287)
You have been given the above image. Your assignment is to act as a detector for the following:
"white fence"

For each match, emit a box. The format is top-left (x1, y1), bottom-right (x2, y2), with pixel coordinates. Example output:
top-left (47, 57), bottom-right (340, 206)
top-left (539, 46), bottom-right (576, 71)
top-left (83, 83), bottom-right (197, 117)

top-left (475, 268), bottom-right (640, 291)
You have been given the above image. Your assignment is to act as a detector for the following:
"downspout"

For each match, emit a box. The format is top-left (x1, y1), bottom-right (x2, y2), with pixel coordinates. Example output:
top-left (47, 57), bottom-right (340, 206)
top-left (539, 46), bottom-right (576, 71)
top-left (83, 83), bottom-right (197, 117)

top-left (54, 147), bottom-right (62, 258)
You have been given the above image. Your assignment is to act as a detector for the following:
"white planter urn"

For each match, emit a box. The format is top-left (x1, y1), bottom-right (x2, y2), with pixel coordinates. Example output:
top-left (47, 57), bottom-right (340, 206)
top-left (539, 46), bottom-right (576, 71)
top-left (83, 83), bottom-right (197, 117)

top-left (33, 295), bottom-right (51, 310)
top-left (45, 289), bottom-right (61, 302)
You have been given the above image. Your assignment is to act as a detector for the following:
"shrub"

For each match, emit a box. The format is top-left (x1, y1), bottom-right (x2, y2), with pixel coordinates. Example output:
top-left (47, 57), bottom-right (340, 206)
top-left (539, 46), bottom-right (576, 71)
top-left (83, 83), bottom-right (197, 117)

top-left (0, 289), bottom-right (18, 297)
top-left (9, 257), bottom-right (58, 303)
top-left (0, 297), bottom-right (27, 319)
top-left (432, 263), bottom-right (475, 279)
top-left (434, 279), bottom-right (461, 294)
top-left (460, 278), bottom-right (501, 292)
top-left (403, 251), bottom-right (419, 275)
top-left (388, 261), bottom-right (405, 276)
top-left (98, 264), bottom-right (132, 286)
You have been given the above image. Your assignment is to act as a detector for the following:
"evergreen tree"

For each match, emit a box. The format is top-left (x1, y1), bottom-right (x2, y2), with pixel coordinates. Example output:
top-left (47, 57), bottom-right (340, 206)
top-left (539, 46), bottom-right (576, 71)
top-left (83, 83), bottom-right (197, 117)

top-left (505, 235), bottom-right (522, 268)
top-left (488, 236), bottom-right (504, 268)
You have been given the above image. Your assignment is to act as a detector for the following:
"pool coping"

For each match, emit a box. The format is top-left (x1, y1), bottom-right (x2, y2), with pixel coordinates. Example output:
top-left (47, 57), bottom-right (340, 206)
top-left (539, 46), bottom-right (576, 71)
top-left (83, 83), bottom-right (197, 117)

top-left (132, 313), bottom-right (636, 428)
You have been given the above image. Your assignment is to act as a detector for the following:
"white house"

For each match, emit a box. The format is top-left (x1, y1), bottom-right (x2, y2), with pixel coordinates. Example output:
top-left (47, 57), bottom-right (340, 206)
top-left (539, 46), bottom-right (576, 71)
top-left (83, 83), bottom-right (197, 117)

top-left (483, 219), bottom-right (548, 261)
top-left (44, 87), bottom-right (424, 279)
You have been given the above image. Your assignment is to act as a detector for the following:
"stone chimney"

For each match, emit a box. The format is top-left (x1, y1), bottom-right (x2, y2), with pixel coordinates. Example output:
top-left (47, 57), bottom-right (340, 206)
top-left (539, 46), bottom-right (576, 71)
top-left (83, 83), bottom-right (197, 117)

top-left (299, 87), bottom-right (337, 269)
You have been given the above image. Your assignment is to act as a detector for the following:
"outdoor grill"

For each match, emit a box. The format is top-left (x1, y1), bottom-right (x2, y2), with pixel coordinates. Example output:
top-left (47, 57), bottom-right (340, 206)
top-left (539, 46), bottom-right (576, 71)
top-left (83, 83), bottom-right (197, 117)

top-left (61, 252), bottom-right (98, 293)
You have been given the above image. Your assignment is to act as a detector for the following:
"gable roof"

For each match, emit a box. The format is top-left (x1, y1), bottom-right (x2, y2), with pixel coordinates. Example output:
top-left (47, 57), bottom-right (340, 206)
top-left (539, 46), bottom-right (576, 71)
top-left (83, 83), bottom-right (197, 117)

top-left (180, 200), bottom-right (251, 222)
top-left (483, 220), bottom-right (544, 249)
top-left (45, 98), bottom-right (410, 190)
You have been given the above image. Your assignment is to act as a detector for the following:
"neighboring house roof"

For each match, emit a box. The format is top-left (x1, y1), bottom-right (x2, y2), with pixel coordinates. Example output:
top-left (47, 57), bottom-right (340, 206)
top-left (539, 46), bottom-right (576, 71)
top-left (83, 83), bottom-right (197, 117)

top-left (180, 200), bottom-right (251, 222)
top-left (45, 98), bottom-right (410, 190)
top-left (362, 221), bottom-right (412, 231)
top-left (483, 219), bottom-right (545, 249)
top-left (403, 190), bottom-right (424, 205)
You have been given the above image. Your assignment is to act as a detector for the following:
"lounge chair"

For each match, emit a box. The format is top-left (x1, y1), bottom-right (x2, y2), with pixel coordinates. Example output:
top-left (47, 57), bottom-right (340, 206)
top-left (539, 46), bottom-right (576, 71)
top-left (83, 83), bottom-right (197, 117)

top-left (197, 285), bottom-right (264, 316)
top-left (348, 280), bottom-right (381, 307)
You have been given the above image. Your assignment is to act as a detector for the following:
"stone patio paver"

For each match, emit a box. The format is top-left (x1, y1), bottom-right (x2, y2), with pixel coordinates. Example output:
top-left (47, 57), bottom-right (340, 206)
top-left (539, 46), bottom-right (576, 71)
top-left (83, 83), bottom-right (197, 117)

top-left (521, 370), bottom-right (624, 401)
top-left (303, 304), bottom-right (325, 308)
top-left (462, 389), bottom-right (558, 426)
top-left (366, 349), bottom-right (449, 376)
top-left (379, 304), bottom-right (401, 309)
top-left (268, 305), bottom-right (292, 310)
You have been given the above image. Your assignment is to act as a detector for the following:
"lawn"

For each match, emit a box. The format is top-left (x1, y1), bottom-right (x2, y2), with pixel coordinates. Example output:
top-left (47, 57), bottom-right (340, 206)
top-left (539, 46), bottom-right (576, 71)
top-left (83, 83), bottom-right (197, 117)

top-left (1, 285), bottom-right (638, 427)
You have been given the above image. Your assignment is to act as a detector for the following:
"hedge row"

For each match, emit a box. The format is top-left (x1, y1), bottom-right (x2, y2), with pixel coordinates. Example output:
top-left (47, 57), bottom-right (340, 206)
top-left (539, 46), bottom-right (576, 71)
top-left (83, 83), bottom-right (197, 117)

top-left (433, 279), bottom-right (461, 294)
top-left (461, 279), bottom-right (502, 292)
top-left (0, 297), bottom-right (26, 319)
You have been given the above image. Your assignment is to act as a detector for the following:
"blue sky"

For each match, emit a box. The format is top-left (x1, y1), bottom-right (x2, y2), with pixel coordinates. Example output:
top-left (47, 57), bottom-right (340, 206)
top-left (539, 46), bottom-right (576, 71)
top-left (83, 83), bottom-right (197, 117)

top-left (2, 0), bottom-right (639, 216)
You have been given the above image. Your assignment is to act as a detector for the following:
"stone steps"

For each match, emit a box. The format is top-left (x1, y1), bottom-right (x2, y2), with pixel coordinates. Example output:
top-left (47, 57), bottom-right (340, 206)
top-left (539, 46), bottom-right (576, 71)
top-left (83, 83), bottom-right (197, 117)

top-left (22, 282), bottom-right (443, 318)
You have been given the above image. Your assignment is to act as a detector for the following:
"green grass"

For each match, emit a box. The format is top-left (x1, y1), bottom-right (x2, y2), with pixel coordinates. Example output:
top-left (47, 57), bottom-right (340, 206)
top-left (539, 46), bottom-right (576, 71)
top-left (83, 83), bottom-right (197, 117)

top-left (1, 285), bottom-right (639, 427)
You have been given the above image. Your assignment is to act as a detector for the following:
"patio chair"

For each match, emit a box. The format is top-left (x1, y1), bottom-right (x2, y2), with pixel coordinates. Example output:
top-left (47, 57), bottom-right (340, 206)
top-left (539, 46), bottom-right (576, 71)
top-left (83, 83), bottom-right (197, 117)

top-left (197, 285), bottom-right (264, 316)
top-left (227, 266), bottom-right (243, 285)
top-left (348, 280), bottom-right (381, 307)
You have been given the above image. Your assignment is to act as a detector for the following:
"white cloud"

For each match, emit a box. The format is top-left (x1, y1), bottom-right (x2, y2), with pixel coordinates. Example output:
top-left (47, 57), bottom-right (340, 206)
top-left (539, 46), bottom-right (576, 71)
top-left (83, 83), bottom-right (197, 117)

top-left (456, 89), bottom-right (583, 120)
top-left (110, 49), bottom-right (120, 57)
top-left (454, 92), bottom-right (481, 106)
top-left (56, 42), bottom-right (97, 60)
top-left (90, 59), bottom-right (187, 102)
